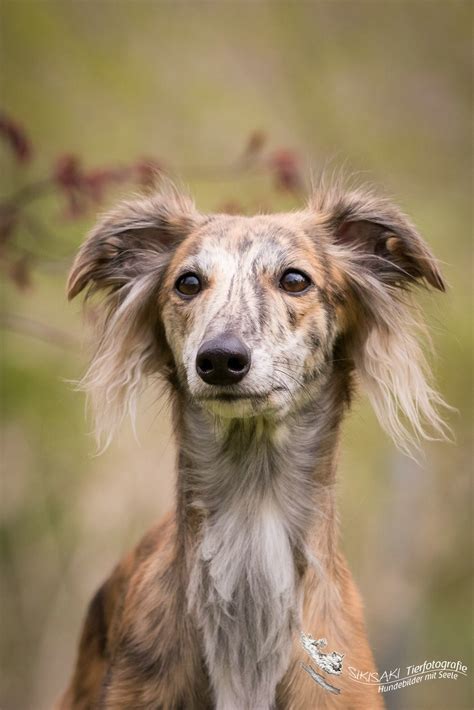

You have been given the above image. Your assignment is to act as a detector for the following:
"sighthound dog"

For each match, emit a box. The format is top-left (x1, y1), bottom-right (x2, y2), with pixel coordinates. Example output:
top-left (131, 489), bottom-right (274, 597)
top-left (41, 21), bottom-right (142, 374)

top-left (60, 182), bottom-right (447, 709)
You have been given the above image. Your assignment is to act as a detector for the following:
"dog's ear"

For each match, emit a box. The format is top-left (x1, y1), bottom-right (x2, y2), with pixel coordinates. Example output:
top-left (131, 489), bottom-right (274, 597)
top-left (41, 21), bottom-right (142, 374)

top-left (68, 187), bottom-right (202, 450)
top-left (311, 186), bottom-right (445, 292)
top-left (68, 188), bottom-right (200, 300)
top-left (309, 184), bottom-right (449, 454)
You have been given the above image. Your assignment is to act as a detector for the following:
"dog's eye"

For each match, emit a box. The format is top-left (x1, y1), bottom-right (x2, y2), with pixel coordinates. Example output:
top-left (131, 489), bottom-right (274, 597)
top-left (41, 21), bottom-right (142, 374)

top-left (279, 269), bottom-right (312, 294)
top-left (175, 272), bottom-right (201, 297)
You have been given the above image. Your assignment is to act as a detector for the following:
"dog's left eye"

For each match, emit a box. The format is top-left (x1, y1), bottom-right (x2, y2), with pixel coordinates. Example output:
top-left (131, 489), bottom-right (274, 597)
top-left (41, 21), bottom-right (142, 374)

top-left (279, 269), bottom-right (312, 294)
top-left (175, 272), bottom-right (201, 297)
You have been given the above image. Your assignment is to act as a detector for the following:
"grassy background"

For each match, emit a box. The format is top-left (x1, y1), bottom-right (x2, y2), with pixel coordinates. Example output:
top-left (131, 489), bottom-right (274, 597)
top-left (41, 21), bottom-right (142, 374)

top-left (1, 2), bottom-right (472, 708)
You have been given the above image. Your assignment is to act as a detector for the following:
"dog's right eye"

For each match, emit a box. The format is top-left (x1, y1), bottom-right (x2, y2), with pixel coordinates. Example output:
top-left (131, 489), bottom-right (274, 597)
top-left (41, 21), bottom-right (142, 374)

top-left (175, 272), bottom-right (201, 297)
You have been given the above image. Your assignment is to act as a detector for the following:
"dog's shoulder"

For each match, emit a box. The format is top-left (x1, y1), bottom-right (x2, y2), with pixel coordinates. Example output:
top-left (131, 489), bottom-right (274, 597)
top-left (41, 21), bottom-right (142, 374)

top-left (57, 512), bottom-right (177, 709)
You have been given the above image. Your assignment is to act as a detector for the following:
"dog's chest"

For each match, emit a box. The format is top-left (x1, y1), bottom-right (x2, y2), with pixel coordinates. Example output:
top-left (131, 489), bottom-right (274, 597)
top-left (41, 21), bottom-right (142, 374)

top-left (180, 412), bottom-right (324, 707)
top-left (188, 498), bottom-right (300, 709)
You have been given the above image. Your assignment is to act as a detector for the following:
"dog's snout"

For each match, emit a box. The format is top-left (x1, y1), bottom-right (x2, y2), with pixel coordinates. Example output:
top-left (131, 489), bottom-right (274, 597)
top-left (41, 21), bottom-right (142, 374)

top-left (196, 334), bottom-right (251, 385)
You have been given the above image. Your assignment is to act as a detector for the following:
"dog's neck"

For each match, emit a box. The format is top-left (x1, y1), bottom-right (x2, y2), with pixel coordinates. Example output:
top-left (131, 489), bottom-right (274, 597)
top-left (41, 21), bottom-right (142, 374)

top-left (173, 369), bottom-right (348, 709)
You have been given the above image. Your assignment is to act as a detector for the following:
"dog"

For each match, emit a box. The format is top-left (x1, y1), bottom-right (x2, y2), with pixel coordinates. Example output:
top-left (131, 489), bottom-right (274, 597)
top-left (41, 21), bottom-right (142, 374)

top-left (59, 180), bottom-right (447, 709)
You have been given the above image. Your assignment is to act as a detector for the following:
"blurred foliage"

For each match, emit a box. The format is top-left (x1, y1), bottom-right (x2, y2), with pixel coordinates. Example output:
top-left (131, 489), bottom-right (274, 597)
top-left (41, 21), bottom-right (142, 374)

top-left (0, 2), bottom-right (472, 709)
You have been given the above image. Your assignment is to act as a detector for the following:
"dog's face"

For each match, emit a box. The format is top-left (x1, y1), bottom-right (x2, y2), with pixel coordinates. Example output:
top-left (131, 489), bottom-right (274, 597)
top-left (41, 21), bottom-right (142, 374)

top-left (160, 214), bottom-right (340, 418)
top-left (68, 184), bottom-right (446, 446)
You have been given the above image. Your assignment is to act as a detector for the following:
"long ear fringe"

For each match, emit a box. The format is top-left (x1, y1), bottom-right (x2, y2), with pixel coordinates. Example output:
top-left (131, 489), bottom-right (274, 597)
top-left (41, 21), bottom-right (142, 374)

top-left (336, 249), bottom-right (452, 456)
top-left (309, 174), bottom-right (446, 292)
top-left (76, 273), bottom-right (161, 452)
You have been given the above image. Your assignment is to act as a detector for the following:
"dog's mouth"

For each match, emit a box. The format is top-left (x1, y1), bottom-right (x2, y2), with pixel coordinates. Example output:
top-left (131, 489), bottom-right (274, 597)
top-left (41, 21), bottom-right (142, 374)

top-left (193, 386), bottom-right (291, 419)
top-left (197, 387), bottom-right (287, 403)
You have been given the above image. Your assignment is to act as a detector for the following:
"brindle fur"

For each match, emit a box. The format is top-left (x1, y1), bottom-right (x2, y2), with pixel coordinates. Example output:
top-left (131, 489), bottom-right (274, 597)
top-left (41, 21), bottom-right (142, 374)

top-left (58, 180), bottom-right (447, 709)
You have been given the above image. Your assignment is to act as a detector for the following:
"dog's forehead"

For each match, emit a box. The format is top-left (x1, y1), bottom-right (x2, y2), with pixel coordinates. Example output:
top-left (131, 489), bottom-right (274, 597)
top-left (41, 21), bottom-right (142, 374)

top-left (179, 214), bottom-right (314, 272)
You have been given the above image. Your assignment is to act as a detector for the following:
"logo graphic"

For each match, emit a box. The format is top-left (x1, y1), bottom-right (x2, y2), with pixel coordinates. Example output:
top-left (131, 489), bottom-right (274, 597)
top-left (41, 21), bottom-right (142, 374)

top-left (300, 633), bottom-right (469, 697)
top-left (299, 632), bottom-right (344, 695)
top-left (348, 659), bottom-right (469, 695)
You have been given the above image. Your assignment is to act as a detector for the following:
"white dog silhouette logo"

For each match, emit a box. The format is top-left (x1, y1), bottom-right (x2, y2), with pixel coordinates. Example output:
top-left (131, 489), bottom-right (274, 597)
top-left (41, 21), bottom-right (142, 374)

top-left (300, 632), bottom-right (344, 695)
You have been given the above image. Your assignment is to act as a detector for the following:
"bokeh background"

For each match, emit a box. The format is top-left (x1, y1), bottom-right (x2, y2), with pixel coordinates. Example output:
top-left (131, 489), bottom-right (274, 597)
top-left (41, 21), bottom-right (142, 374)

top-left (1, 2), bottom-right (472, 709)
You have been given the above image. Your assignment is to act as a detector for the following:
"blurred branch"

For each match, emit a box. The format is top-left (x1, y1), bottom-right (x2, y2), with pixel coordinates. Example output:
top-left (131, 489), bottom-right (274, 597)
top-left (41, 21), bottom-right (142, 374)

top-left (2, 179), bottom-right (55, 211)
top-left (8, 242), bottom-right (72, 273)
top-left (22, 213), bottom-right (76, 260)
top-left (1, 121), bottom-right (304, 350)
top-left (1, 313), bottom-right (81, 351)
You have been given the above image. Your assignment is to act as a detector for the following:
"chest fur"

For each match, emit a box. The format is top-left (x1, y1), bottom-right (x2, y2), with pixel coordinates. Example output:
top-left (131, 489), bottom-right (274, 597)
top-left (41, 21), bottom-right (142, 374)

top-left (182, 411), bottom-right (327, 709)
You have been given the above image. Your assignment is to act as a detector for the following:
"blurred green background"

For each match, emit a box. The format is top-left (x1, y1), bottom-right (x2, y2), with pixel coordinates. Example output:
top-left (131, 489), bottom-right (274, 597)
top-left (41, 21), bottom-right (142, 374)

top-left (1, 2), bottom-right (472, 709)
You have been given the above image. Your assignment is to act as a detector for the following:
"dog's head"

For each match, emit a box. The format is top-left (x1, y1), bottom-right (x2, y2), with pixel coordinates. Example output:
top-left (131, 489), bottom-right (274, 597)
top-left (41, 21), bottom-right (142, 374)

top-left (68, 182), bottom-right (447, 449)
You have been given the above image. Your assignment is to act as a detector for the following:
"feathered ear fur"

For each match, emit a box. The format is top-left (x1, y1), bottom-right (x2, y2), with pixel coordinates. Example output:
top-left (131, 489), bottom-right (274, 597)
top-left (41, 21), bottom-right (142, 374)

top-left (68, 185), bottom-right (201, 449)
top-left (310, 183), bottom-right (450, 453)
top-left (68, 186), bottom-right (200, 299)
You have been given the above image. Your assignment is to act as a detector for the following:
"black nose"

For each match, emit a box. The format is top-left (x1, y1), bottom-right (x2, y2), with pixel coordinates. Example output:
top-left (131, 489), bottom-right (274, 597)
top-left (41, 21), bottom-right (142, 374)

top-left (196, 334), bottom-right (251, 385)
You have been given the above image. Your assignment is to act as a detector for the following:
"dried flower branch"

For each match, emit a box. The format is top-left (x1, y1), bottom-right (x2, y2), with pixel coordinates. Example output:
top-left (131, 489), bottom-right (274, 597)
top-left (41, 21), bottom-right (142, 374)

top-left (1, 121), bottom-right (303, 350)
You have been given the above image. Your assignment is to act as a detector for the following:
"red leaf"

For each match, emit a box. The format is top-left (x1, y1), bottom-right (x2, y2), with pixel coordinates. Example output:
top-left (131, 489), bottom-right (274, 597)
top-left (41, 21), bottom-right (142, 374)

top-left (53, 154), bottom-right (83, 190)
top-left (53, 155), bottom-right (89, 218)
top-left (268, 149), bottom-right (302, 192)
top-left (83, 166), bottom-right (131, 202)
top-left (9, 255), bottom-right (32, 291)
top-left (242, 130), bottom-right (267, 160)
top-left (0, 114), bottom-right (32, 163)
